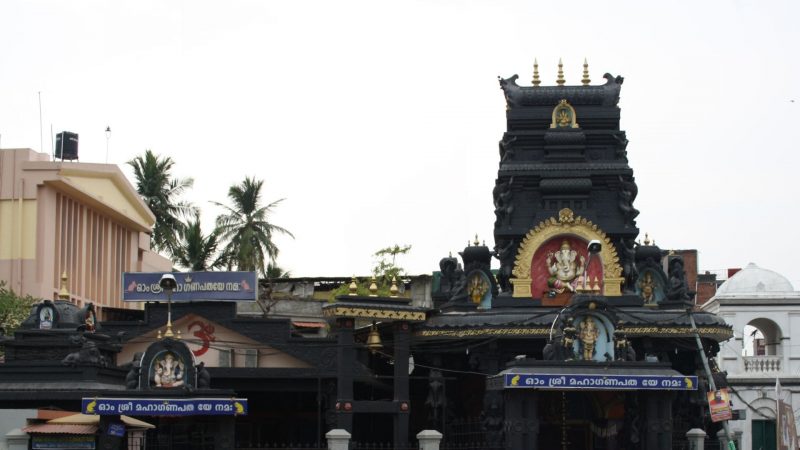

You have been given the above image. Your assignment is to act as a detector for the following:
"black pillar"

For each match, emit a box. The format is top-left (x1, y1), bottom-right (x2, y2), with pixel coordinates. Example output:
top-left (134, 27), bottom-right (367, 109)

top-left (503, 390), bottom-right (539, 450)
top-left (644, 391), bottom-right (673, 450)
top-left (335, 318), bottom-right (355, 431)
top-left (393, 321), bottom-right (410, 448)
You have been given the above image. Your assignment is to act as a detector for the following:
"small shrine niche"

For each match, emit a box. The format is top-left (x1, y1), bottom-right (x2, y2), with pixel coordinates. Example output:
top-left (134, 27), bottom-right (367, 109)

top-left (80, 303), bottom-right (98, 332)
top-left (467, 272), bottom-right (492, 309)
top-left (36, 301), bottom-right (57, 330)
top-left (635, 269), bottom-right (666, 306)
top-left (549, 99), bottom-right (579, 129)
top-left (511, 208), bottom-right (624, 302)
top-left (573, 314), bottom-right (615, 362)
top-left (136, 337), bottom-right (198, 391)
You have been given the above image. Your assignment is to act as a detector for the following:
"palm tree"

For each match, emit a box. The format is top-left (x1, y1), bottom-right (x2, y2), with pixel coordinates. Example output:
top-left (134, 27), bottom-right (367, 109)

top-left (128, 150), bottom-right (196, 256)
top-left (173, 213), bottom-right (225, 271)
top-left (214, 177), bottom-right (293, 277)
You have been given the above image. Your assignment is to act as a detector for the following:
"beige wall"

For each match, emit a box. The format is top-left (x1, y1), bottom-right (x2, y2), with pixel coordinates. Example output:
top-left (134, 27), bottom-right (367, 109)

top-left (118, 313), bottom-right (312, 369)
top-left (0, 148), bottom-right (171, 315)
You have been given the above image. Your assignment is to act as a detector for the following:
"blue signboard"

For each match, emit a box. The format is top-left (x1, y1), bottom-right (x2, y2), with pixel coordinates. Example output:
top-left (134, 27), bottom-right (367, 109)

top-left (32, 435), bottom-right (95, 449)
top-left (504, 373), bottom-right (697, 390)
top-left (82, 397), bottom-right (248, 416)
top-left (107, 423), bottom-right (125, 437)
top-left (122, 272), bottom-right (257, 302)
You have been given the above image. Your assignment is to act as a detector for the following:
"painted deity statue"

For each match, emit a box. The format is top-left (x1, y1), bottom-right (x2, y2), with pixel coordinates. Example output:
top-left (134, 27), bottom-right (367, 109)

top-left (547, 240), bottom-right (586, 293)
top-left (153, 352), bottom-right (185, 388)
top-left (579, 318), bottom-right (600, 361)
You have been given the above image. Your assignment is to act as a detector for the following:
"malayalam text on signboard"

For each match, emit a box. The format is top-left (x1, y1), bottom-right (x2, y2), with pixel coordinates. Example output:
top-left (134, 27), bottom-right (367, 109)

top-left (504, 373), bottom-right (698, 390)
top-left (122, 272), bottom-right (257, 302)
top-left (82, 397), bottom-right (248, 416)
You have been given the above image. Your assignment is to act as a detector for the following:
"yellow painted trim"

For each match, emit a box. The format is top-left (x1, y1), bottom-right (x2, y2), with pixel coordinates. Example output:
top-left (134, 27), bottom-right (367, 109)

top-left (0, 199), bottom-right (37, 259)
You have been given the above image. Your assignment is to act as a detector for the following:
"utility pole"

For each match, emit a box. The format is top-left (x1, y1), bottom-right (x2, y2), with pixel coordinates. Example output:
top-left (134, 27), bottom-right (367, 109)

top-left (688, 309), bottom-right (736, 450)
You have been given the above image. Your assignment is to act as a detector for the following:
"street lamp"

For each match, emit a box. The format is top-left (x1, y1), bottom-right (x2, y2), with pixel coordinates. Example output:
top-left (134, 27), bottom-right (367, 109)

top-left (159, 273), bottom-right (177, 338)
top-left (104, 126), bottom-right (111, 163)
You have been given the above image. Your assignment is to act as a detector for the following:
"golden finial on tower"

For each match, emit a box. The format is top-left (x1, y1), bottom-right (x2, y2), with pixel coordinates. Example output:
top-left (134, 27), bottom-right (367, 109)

top-left (557, 58), bottom-right (565, 86)
top-left (581, 58), bottom-right (591, 86)
top-left (532, 58), bottom-right (541, 86)
top-left (473, 234), bottom-right (480, 246)
top-left (643, 233), bottom-right (651, 246)
top-left (369, 276), bottom-right (378, 297)
top-left (58, 271), bottom-right (70, 300)
top-left (390, 276), bottom-right (399, 298)
top-left (157, 329), bottom-right (162, 340)
top-left (348, 276), bottom-right (358, 296)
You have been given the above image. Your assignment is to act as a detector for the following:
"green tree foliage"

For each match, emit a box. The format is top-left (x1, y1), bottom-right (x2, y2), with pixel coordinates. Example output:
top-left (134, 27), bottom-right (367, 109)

top-left (128, 150), bottom-right (197, 256)
top-left (214, 177), bottom-right (294, 277)
top-left (372, 244), bottom-right (412, 286)
top-left (265, 263), bottom-right (292, 279)
top-left (173, 212), bottom-right (226, 271)
top-left (0, 281), bottom-right (36, 336)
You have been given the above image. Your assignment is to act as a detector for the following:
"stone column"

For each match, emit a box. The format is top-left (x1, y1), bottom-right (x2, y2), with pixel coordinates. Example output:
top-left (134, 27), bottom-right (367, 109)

top-left (326, 429), bottom-right (351, 450)
top-left (645, 392), bottom-right (673, 450)
top-left (686, 428), bottom-right (706, 450)
top-left (417, 430), bottom-right (443, 450)
top-left (717, 428), bottom-right (737, 449)
top-left (503, 390), bottom-right (539, 450)
top-left (5, 428), bottom-right (29, 450)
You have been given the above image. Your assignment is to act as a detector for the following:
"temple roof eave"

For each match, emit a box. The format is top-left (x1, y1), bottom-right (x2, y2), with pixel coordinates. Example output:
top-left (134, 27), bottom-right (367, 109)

top-left (415, 309), bottom-right (732, 342)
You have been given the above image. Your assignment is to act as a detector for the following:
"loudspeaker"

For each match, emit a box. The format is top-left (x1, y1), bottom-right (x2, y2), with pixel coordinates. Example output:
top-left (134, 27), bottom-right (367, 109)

top-left (55, 131), bottom-right (79, 160)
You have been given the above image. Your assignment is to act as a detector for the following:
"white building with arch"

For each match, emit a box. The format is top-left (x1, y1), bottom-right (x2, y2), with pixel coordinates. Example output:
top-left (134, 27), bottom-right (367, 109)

top-left (702, 263), bottom-right (800, 450)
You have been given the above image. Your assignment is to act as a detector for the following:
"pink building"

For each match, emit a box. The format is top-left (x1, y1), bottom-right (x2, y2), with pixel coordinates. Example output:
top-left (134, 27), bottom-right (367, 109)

top-left (0, 148), bottom-right (171, 319)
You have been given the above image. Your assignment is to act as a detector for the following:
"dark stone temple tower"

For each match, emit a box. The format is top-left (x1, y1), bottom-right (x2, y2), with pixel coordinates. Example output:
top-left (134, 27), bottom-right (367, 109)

top-left (493, 59), bottom-right (639, 300)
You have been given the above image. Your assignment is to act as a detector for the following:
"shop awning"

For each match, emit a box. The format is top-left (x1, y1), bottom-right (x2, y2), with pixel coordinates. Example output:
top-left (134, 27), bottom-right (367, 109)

top-left (292, 321), bottom-right (326, 328)
top-left (23, 423), bottom-right (98, 435)
top-left (487, 363), bottom-right (698, 391)
top-left (49, 413), bottom-right (155, 429)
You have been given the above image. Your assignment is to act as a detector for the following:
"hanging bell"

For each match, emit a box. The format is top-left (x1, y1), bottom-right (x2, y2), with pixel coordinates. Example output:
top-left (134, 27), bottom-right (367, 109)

top-left (365, 323), bottom-right (383, 353)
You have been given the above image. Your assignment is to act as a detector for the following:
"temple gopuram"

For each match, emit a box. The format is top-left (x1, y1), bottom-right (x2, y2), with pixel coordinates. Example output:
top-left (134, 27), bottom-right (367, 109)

top-left (354, 60), bottom-right (732, 449)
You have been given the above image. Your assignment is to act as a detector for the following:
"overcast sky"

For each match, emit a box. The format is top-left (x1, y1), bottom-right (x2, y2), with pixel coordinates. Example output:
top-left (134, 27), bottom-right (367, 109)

top-left (1, 0), bottom-right (799, 288)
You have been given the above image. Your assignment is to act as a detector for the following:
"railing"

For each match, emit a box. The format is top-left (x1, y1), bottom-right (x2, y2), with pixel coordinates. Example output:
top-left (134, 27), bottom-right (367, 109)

top-left (743, 355), bottom-right (782, 374)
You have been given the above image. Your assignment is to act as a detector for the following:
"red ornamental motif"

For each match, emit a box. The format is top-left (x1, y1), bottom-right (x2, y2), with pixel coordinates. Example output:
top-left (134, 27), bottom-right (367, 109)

top-left (188, 320), bottom-right (216, 356)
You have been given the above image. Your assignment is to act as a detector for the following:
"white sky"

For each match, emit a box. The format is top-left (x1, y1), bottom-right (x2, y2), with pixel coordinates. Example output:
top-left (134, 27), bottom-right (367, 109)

top-left (1, 0), bottom-right (799, 287)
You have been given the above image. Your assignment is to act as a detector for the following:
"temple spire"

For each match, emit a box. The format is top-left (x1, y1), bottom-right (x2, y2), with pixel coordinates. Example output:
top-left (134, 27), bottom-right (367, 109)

top-left (582, 58), bottom-right (591, 85)
top-left (532, 58), bottom-right (541, 86)
top-left (557, 58), bottom-right (565, 86)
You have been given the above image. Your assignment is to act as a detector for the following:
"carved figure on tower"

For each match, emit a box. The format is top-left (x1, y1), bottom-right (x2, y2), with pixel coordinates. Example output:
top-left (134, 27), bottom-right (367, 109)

top-left (547, 240), bottom-right (585, 293)
top-left (579, 318), bottom-right (600, 361)
top-left (639, 272), bottom-right (656, 304)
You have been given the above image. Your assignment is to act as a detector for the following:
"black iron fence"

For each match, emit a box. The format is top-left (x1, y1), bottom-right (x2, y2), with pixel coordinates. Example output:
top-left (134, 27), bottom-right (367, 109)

top-left (236, 445), bottom-right (325, 450)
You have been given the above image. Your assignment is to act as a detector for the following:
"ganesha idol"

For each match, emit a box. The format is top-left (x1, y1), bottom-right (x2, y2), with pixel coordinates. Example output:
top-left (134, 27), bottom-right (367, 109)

top-left (547, 240), bottom-right (585, 293)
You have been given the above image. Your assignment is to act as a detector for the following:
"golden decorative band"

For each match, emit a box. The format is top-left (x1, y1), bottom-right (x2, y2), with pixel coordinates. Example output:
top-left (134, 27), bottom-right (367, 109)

top-left (323, 306), bottom-right (426, 322)
top-left (416, 325), bottom-right (732, 339)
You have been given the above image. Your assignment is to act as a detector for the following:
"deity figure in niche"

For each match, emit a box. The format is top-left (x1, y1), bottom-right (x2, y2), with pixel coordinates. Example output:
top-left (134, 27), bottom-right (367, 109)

top-left (579, 318), bottom-right (600, 361)
top-left (39, 307), bottom-right (54, 330)
top-left (639, 272), bottom-right (656, 304)
top-left (153, 352), bottom-right (185, 388)
top-left (547, 240), bottom-right (585, 293)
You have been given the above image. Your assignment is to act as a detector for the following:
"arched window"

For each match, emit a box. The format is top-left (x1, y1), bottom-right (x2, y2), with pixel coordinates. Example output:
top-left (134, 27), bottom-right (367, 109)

top-left (743, 318), bottom-right (783, 356)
